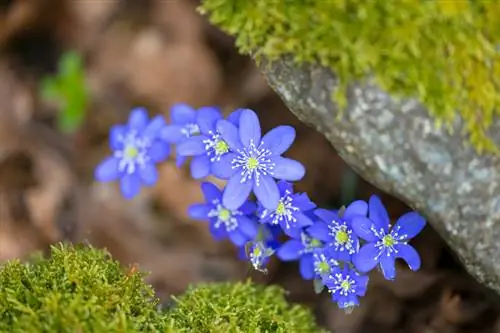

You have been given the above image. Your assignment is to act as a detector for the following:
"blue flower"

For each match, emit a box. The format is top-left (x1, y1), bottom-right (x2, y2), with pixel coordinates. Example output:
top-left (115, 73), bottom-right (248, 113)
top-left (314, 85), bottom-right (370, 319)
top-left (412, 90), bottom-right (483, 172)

top-left (307, 200), bottom-right (368, 261)
top-left (246, 239), bottom-right (281, 273)
top-left (276, 230), bottom-right (324, 280)
top-left (174, 107), bottom-right (242, 179)
top-left (94, 107), bottom-right (169, 199)
top-left (312, 247), bottom-right (339, 280)
top-left (216, 109), bottom-right (305, 210)
top-left (258, 181), bottom-right (316, 238)
top-left (188, 181), bottom-right (258, 247)
top-left (323, 266), bottom-right (369, 311)
top-left (352, 195), bottom-right (426, 280)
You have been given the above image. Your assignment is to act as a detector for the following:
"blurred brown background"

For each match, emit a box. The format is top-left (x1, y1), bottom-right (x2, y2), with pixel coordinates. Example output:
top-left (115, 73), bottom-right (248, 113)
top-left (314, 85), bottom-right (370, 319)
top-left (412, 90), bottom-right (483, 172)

top-left (0, 1), bottom-right (499, 332)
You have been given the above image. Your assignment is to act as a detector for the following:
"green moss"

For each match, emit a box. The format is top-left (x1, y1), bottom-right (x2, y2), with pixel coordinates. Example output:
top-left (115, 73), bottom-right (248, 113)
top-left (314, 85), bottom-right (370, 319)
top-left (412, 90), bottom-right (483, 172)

top-left (200, 0), bottom-right (500, 154)
top-left (0, 243), bottom-right (324, 333)
top-left (168, 281), bottom-right (326, 333)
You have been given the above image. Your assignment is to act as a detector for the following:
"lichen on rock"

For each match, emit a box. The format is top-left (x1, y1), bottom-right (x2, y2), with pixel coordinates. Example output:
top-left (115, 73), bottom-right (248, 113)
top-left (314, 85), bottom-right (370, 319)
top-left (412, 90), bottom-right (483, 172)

top-left (200, 0), bottom-right (500, 153)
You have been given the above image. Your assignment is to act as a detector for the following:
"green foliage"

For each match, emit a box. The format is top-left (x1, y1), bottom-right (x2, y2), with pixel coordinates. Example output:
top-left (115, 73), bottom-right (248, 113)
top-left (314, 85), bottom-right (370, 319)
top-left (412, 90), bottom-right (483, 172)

top-left (40, 51), bottom-right (88, 134)
top-left (168, 281), bottom-right (326, 333)
top-left (0, 243), bottom-right (324, 333)
top-left (200, 0), bottom-right (500, 154)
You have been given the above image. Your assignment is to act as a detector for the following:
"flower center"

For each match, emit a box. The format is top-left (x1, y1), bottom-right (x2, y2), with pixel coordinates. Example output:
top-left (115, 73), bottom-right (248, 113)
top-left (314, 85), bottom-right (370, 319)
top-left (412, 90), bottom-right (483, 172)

top-left (232, 140), bottom-right (274, 185)
top-left (335, 230), bottom-right (349, 244)
top-left (310, 238), bottom-right (322, 248)
top-left (125, 145), bottom-right (139, 159)
top-left (215, 140), bottom-right (229, 155)
top-left (340, 279), bottom-right (351, 292)
top-left (276, 201), bottom-right (286, 215)
top-left (218, 208), bottom-right (231, 222)
top-left (329, 223), bottom-right (357, 254)
top-left (203, 132), bottom-right (230, 162)
top-left (181, 123), bottom-right (200, 137)
top-left (246, 157), bottom-right (259, 170)
top-left (383, 234), bottom-right (395, 247)
top-left (115, 132), bottom-right (149, 175)
top-left (317, 261), bottom-right (330, 274)
top-left (208, 200), bottom-right (241, 232)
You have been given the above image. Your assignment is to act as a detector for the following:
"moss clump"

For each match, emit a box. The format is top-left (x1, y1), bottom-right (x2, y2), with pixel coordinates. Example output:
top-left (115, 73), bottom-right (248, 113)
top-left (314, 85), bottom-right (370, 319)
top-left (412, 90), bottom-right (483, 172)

top-left (168, 281), bottom-right (326, 333)
top-left (0, 243), bottom-right (324, 333)
top-left (200, 0), bottom-right (500, 154)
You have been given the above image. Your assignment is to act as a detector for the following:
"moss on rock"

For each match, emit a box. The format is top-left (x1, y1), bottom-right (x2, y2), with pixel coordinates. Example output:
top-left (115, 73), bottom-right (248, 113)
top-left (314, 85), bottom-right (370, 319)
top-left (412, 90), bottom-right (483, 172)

top-left (200, 0), bottom-right (500, 153)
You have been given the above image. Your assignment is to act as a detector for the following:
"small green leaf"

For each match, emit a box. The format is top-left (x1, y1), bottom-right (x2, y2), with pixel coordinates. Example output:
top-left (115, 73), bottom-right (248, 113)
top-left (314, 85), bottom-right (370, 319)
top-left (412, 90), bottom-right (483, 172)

top-left (313, 279), bottom-right (325, 294)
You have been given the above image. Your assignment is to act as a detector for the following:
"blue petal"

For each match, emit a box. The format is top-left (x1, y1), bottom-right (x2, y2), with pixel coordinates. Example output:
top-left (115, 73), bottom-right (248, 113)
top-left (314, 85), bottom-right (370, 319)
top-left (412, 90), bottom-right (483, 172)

top-left (227, 108), bottom-right (243, 126)
top-left (161, 125), bottom-right (185, 144)
top-left (314, 208), bottom-right (340, 224)
top-left (355, 275), bottom-right (369, 296)
top-left (353, 243), bottom-right (380, 273)
top-left (188, 203), bottom-right (211, 220)
top-left (128, 107), bottom-right (149, 131)
top-left (393, 212), bottom-right (426, 240)
top-left (95, 157), bottom-right (120, 182)
top-left (222, 173), bottom-right (253, 210)
top-left (200, 181), bottom-right (222, 202)
top-left (351, 216), bottom-right (379, 242)
top-left (171, 103), bottom-right (196, 124)
top-left (299, 254), bottom-right (315, 280)
top-left (239, 200), bottom-right (257, 215)
top-left (211, 152), bottom-right (237, 180)
top-left (238, 109), bottom-right (261, 147)
top-left (294, 211), bottom-right (314, 227)
top-left (276, 240), bottom-right (304, 261)
top-left (277, 180), bottom-right (294, 195)
top-left (293, 193), bottom-right (316, 211)
top-left (139, 164), bottom-right (158, 186)
top-left (283, 226), bottom-right (302, 239)
top-left (228, 229), bottom-right (248, 247)
top-left (253, 175), bottom-right (280, 210)
top-left (120, 173), bottom-right (141, 199)
top-left (109, 125), bottom-right (127, 150)
top-left (369, 195), bottom-right (390, 234)
top-left (394, 244), bottom-right (421, 271)
top-left (175, 154), bottom-right (186, 167)
top-left (216, 119), bottom-right (243, 151)
top-left (143, 115), bottom-right (166, 139)
top-left (196, 106), bottom-right (221, 134)
top-left (343, 200), bottom-right (368, 220)
top-left (210, 223), bottom-right (228, 241)
top-left (148, 141), bottom-right (170, 162)
top-left (176, 136), bottom-right (206, 156)
top-left (306, 221), bottom-right (331, 242)
top-left (271, 157), bottom-right (305, 181)
top-left (261, 125), bottom-right (296, 155)
top-left (237, 216), bottom-right (258, 239)
top-left (190, 155), bottom-right (211, 179)
top-left (379, 254), bottom-right (396, 280)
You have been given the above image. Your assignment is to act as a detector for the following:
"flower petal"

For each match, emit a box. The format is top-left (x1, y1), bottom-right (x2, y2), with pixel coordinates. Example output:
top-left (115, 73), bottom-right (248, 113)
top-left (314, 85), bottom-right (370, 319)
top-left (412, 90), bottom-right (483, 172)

top-left (120, 173), bottom-right (141, 199)
top-left (355, 275), bottom-right (369, 296)
top-left (196, 106), bottom-right (221, 134)
top-left (314, 208), bottom-right (340, 224)
top-left (227, 108), bottom-right (243, 126)
top-left (211, 152), bottom-right (237, 180)
top-left (351, 216), bottom-right (379, 242)
top-left (109, 125), bottom-right (127, 150)
top-left (161, 125), bottom-right (185, 144)
top-left (253, 175), bottom-right (280, 210)
top-left (271, 157), bottom-right (305, 181)
top-left (128, 107), bottom-right (148, 131)
top-left (299, 254), bottom-right (315, 280)
top-left (171, 103), bottom-right (196, 124)
top-left (237, 216), bottom-right (258, 239)
top-left (306, 221), bottom-right (331, 242)
top-left (176, 136), bottom-right (206, 156)
top-left (210, 223), bottom-right (228, 241)
top-left (228, 229), bottom-right (248, 247)
top-left (217, 119), bottom-right (243, 151)
top-left (379, 254), bottom-right (396, 280)
top-left (188, 203), bottom-right (211, 220)
top-left (148, 141), bottom-right (170, 162)
top-left (238, 109), bottom-right (261, 146)
top-left (394, 244), bottom-right (421, 271)
top-left (261, 125), bottom-right (296, 155)
top-left (200, 181), bottom-right (222, 202)
top-left (222, 173), bottom-right (253, 210)
top-left (239, 200), bottom-right (257, 215)
top-left (276, 240), bottom-right (304, 261)
top-left (277, 180), bottom-right (294, 195)
top-left (293, 193), bottom-right (316, 211)
top-left (393, 212), bottom-right (426, 240)
top-left (295, 211), bottom-right (314, 227)
top-left (175, 154), bottom-right (186, 167)
top-left (190, 155), bottom-right (211, 179)
top-left (353, 243), bottom-right (380, 273)
top-left (369, 195), bottom-right (390, 234)
top-left (139, 164), bottom-right (158, 186)
top-left (143, 115), bottom-right (166, 139)
top-left (343, 200), bottom-right (368, 220)
top-left (95, 157), bottom-right (120, 182)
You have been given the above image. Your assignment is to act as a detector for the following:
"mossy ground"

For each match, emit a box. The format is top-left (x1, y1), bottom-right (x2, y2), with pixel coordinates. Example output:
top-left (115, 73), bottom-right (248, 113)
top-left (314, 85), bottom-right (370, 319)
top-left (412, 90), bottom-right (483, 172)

top-left (0, 243), bottom-right (325, 333)
top-left (200, 0), bottom-right (500, 154)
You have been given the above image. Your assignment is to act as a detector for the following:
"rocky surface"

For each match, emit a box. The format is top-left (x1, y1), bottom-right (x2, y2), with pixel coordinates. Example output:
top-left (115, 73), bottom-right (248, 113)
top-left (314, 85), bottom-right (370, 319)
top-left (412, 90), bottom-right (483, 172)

top-left (258, 56), bottom-right (500, 294)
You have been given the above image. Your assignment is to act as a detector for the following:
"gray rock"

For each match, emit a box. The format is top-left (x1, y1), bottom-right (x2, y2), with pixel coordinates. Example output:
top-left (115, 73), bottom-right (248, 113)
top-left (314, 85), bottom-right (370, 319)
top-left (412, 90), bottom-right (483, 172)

top-left (257, 56), bottom-right (500, 292)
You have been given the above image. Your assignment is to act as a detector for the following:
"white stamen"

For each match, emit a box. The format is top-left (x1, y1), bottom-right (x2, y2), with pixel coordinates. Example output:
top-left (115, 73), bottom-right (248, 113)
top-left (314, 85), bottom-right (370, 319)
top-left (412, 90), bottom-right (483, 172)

top-left (231, 139), bottom-right (274, 185)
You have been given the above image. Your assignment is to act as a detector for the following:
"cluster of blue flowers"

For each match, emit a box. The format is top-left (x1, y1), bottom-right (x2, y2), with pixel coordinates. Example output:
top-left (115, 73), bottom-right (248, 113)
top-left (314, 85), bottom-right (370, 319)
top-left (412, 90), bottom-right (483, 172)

top-left (95, 105), bottom-right (426, 312)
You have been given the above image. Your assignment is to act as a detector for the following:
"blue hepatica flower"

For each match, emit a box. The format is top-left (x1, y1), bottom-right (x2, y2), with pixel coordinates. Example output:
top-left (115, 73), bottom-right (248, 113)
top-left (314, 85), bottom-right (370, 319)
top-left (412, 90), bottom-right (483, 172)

top-left (276, 230), bottom-right (324, 280)
top-left (188, 181), bottom-right (258, 247)
top-left (94, 107), bottom-right (169, 199)
top-left (238, 224), bottom-right (281, 272)
top-left (307, 200), bottom-right (368, 262)
top-left (312, 247), bottom-right (339, 280)
top-left (352, 195), bottom-right (426, 280)
top-left (323, 266), bottom-right (369, 310)
top-left (216, 109), bottom-right (306, 210)
top-left (174, 107), bottom-right (242, 179)
top-left (258, 181), bottom-right (316, 238)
